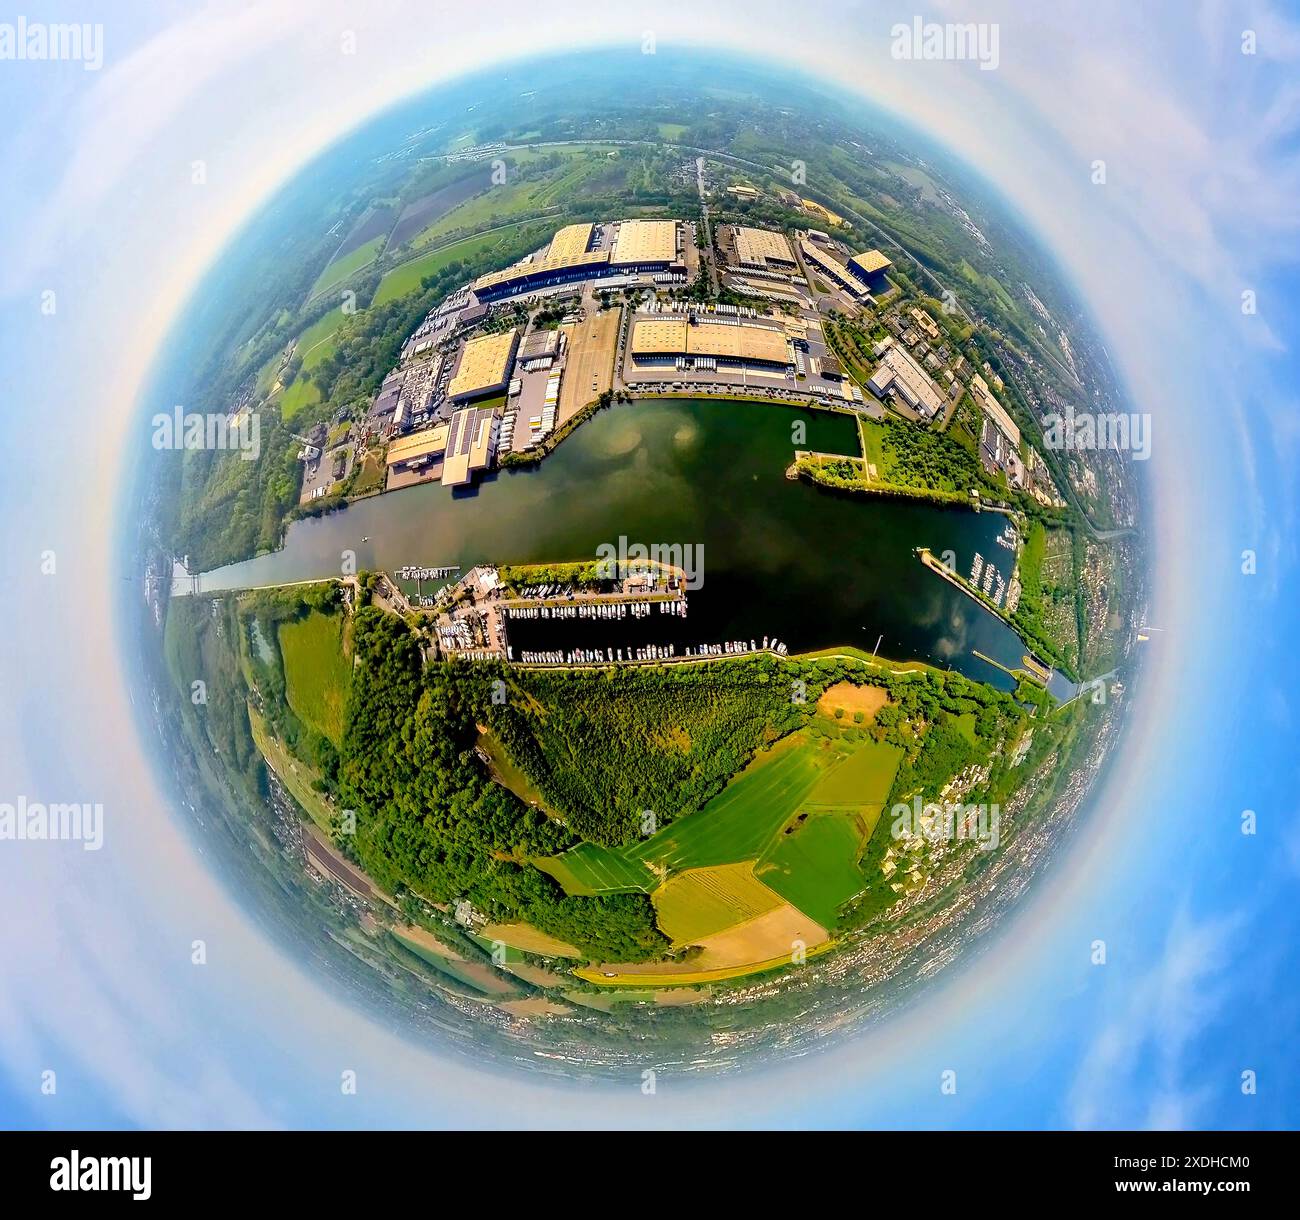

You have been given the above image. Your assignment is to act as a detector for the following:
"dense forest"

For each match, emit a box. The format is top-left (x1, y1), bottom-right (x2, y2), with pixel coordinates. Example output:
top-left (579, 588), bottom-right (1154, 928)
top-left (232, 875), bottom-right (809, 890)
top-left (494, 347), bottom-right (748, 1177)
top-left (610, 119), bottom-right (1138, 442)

top-left (337, 609), bottom-right (668, 961)
top-left (483, 658), bottom-right (819, 844)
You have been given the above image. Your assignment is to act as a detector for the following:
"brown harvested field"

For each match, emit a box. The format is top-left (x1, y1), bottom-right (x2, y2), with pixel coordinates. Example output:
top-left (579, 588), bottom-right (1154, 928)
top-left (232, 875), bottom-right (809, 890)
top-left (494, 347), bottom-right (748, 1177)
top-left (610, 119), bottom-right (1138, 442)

top-left (580, 902), bottom-right (829, 984)
top-left (497, 997), bottom-right (573, 1018)
top-left (452, 960), bottom-right (518, 996)
top-left (480, 921), bottom-right (582, 958)
top-left (691, 902), bottom-right (830, 970)
top-left (392, 923), bottom-right (465, 961)
top-left (558, 309), bottom-right (618, 426)
top-left (817, 681), bottom-right (892, 722)
top-left (504, 961), bottom-right (571, 988)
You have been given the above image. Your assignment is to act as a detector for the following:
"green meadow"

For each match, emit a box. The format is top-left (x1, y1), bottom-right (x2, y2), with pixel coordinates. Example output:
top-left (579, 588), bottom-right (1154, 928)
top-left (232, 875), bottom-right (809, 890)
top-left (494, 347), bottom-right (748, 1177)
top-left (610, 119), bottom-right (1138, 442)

top-left (278, 610), bottom-right (351, 746)
top-left (310, 234), bottom-right (384, 298)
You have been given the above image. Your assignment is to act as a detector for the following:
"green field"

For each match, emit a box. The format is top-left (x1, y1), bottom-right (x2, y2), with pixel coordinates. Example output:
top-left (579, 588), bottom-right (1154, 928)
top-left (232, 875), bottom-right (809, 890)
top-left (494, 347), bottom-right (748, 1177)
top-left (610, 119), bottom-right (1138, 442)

top-left (278, 611), bottom-right (351, 746)
top-left (397, 147), bottom-right (620, 253)
top-left (756, 811), bottom-right (872, 930)
top-left (310, 235), bottom-right (384, 297)
top-left (278, 309), bottom-right (351, 422)
top-left (804, 737), bottom-right (903, 808)
top-left (627, 731), bottom-right (845, 872)
top-left (535, 842), bottom-right (656, 895)
top-left (372, 224), bottom-right (545, 305)
top-left (406, 180), bottom-right (553, 248)
top-left (531, 729), bottom-right (902, 937)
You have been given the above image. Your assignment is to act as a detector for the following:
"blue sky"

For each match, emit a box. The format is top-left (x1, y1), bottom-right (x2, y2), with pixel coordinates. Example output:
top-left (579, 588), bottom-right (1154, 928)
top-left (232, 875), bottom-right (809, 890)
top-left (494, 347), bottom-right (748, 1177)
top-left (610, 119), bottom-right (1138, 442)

top-left (1, 0), bottom-right (1299, 1128)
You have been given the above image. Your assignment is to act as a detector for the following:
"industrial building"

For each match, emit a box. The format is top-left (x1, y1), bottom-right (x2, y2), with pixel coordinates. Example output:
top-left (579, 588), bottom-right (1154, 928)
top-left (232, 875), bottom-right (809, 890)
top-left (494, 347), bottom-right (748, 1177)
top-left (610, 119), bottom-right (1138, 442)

top-left (470, 219), bottom-right (681, 300)
top-left (799, 238), bottom-right (873, 300)
top-left (471, 249), bottom-right (610, 301)
top-left (867, 341), bottom-right (946, 418)
top-left (546, 222), bottom-right (596, 260)
top-left (732, 225), bottom-right (798, 273)
top-left (518, 327), bottom-right (562, 370)
top-left (629, 316), bottom-right (792, 367)
top-left (969, 373), bottom-right (1021, 447)
top-left (910, 307), bottom-right (941, 342)
top-left (447, 329), bottom-right (519, 403)
top-left (385, 423), bottom-right (450, 474)
top-left (441, 405), bottom-right (500, 487)
top-left (849, 249), bottom-right (892, 291)
top-left (610, 219), bottom-right (680, 269)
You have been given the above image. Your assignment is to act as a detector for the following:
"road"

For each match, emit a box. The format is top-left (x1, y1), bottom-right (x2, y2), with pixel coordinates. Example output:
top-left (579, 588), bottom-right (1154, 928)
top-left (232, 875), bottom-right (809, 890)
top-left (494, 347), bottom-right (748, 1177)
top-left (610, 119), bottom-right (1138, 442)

top-left (695, 156), bottom-right (720, 295)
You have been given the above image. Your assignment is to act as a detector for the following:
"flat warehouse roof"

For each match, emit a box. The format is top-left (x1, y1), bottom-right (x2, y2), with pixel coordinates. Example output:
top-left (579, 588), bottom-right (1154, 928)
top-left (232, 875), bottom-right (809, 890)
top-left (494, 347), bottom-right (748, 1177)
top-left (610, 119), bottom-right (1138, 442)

top-left (472, 249), bottom-right (610, 294)
top-left (386, 424), bottom-right (450, 466)
top-left (630, 318), bottom-right (791, 364)
top-left (448, 329), bottom-right (518, 400)
top-left (611, 219), bottom-right (679, 265)
top-left (690, 321), bottom-right (790, 364)
top-left (441, 406), bottom-right (497, 485)
top-left (733, 226), bottom-right (795, 267)
top-left (630, 318), bottom-right (689, 355)
top-left (850, 249), bottom-right (892, 274)
top-left (547, 223), bottom-right (595, 261)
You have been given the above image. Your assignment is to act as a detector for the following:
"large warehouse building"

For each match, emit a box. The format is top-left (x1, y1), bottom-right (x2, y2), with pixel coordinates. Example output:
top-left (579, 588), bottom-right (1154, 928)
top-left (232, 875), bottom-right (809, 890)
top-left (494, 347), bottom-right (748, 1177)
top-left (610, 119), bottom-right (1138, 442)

top-left (630, 317), bottom-right (792, 367)
top-left (447, 329), bottom-right (519, 403)
top-left (610, 219), bottom-right (680, 269)
top-left (471, 218), bottom-right (682, 300)
top-left (471, 248), bottom-right (610, 301)
top-left (969, 373), bottom-right (1020, 447)
top-left (867, 342), bottom-right (945, 418)
top-left (799, 238), bottom-right (873, 300)
top-left (386, 423), bottom-right (450, 474)
top-left (732, 225), bottom-right (798, 273)
top-left (848, 249), bottom-right (893, 291)
top-left (441, 405), bottom-right (500, 487)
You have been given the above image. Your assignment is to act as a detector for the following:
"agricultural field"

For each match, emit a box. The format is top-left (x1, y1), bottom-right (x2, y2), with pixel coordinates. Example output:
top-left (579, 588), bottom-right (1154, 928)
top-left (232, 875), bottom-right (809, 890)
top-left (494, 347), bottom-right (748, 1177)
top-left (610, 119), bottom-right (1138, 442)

top-left (574, 911), bottom-right (833, 988)
top-left (310, 234), bottom-right (385, 298)
top-left (278, 610), bottom-right (351, 746)
top-left (534, 842), bottom-right (656, 896)
top-left (372, 222), bottom-right (548, 305)
top-left (395, 149), bottom-right (608, 249)
top-left (652, 862), bottom-right (782, 944)
top-left (756, 810), bottom-right (874, 930)
top-left (387, 171), bottom-right (491, 248)
top-left (390, 930), bottom-right (516, 996)
top-left (804, 737), bottom-right (902, 809)
top-left (277, 308), bottom-right (352, 422)
top-left (479, 922), bottom-right (583, 958)
top-left (530, 728), bottom-right (901, 951)
top-left (627, 731), bottom-right (846, 872)
top-left (817, 680), bottom-right (891, 723)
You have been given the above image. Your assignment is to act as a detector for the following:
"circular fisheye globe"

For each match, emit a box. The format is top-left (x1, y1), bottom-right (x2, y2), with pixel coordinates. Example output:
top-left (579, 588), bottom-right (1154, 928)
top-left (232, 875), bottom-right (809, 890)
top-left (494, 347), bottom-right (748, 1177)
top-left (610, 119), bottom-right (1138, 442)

top-left (132, 50), bottom-right (1145, 1075)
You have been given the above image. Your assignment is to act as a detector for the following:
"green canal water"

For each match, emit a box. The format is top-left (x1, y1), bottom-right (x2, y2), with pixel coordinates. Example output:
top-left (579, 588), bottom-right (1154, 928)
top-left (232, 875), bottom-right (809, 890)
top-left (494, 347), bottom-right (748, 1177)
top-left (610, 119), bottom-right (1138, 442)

top-left (190, 398), bottom-right (1030, 687)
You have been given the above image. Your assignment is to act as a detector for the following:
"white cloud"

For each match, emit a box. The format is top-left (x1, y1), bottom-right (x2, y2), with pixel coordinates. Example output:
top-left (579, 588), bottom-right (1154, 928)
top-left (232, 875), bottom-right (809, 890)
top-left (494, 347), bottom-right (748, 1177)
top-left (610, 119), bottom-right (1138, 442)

top-left (1069, 906), bottom-right (1246, 1129)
